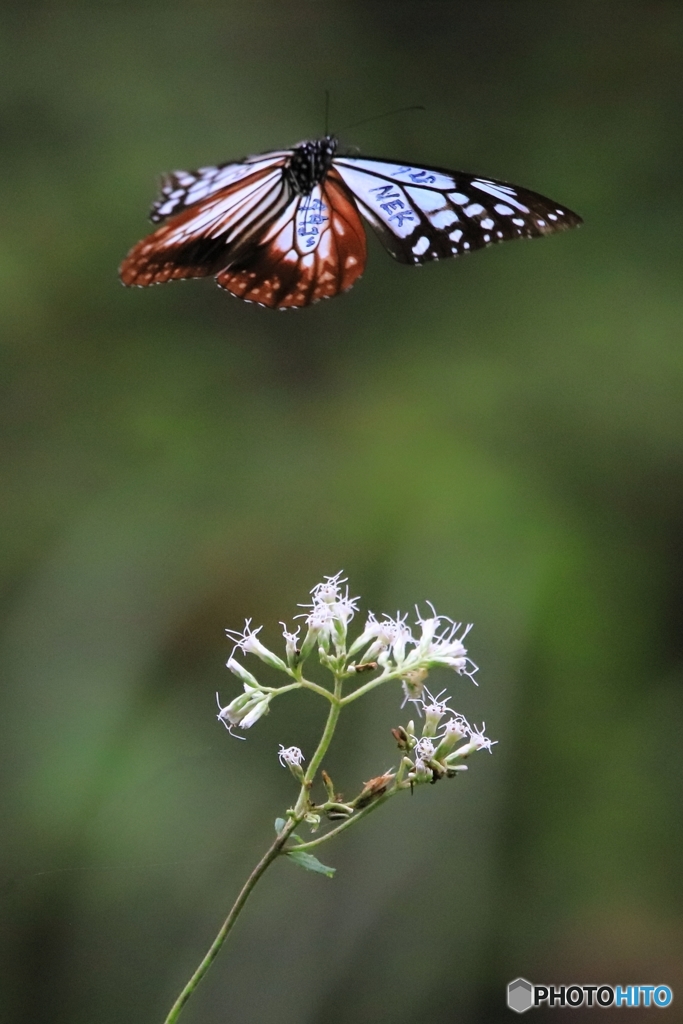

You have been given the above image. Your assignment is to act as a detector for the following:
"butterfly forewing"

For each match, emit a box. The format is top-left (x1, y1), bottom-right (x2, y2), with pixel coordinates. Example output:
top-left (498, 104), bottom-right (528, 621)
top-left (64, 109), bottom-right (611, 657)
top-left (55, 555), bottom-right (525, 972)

top-left (150, 152), bottom-right (290, 223)
top-left (332, 156), bottom-right (582, 264)
top-left (120, 164), bottom-right (290, 287)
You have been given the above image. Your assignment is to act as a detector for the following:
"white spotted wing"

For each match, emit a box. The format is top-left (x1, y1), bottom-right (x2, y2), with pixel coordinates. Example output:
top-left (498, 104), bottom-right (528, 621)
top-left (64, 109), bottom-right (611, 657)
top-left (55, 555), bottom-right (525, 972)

top-left (121, 139), bottom-right (582, 308)
top-left (332, 156), bottom-right (582, 264)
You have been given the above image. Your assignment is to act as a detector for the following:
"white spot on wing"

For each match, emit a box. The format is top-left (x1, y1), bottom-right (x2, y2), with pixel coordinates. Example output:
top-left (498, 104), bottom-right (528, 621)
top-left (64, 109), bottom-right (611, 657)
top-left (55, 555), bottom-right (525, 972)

top-left (430, 209), bottom-right (458, 229)
top-left (463, 203), bottom-right (485, 217)
top-left (413, 235), bottom-right (430, 255)
top-left (406, 187), bottom-right (445, 211)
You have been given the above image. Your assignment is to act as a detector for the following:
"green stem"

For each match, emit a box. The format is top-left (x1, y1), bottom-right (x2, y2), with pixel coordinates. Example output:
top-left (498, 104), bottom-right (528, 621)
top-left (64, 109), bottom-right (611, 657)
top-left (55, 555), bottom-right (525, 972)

top-left (292, 791), bottom-right (393, 851)
top-left (161, 817), bottom-right (298, 1024)
top-left (340, 669), bottom-right (398, 705)
top-left (294, 677), bottom-right (342, 817)
top-left (299, 678), bottom-right (337, 702)
top-left (267, 679), bottom-right (335, 703)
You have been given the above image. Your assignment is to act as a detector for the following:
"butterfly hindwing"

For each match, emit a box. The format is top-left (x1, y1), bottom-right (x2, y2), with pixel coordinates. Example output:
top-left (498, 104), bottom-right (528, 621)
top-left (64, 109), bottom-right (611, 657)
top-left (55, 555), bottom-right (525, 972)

top-left (332, 156), bottom-right (582, 264)
top-left (216, 177), bottom-right (366, 308)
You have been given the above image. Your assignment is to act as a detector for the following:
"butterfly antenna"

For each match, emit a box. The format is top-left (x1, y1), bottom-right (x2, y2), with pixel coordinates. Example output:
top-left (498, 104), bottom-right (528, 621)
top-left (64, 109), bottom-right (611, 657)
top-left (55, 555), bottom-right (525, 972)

top-left (337, 104), bottom-right (425, 133)
top-left (324, 90), bottom-right (331, 136)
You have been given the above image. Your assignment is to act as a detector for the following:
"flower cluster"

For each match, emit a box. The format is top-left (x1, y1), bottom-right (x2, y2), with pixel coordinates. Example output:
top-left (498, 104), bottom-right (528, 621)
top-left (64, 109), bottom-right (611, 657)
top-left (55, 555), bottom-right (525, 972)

top-left (394, 688), bottom-right (496, 786)
top-left (295, 571), bottom-right (361, 656)
top-left (347, 600), bottom-right (478, 701)
top-left (218, 574), bottom-right (484, 756)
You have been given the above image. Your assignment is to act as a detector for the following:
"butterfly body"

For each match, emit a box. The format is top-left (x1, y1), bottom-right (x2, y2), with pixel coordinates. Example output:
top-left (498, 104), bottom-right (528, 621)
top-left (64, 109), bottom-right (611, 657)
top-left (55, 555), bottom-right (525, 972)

top-left (285, 135), bottom-right (338, 194)
top-left (120, 136), bottom-right (581, 309)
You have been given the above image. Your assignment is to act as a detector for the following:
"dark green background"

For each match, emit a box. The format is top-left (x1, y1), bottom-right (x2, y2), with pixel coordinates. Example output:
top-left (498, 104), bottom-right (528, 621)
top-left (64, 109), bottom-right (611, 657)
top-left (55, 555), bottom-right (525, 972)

top-left (2, 4), bottom-right (682, 1022)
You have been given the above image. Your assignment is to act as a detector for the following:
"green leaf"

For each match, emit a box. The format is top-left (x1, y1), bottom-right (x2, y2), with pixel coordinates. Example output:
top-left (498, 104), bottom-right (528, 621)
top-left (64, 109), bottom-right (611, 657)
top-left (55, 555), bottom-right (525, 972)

top-left (274, 818), bottom-right (287, 835)
top-left (286, 849), bottom-right (336, 878)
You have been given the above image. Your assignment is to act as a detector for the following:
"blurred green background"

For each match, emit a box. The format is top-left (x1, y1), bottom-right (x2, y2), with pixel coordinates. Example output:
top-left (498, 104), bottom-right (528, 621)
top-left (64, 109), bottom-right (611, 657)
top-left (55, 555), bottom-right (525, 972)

top-left (2, 3), bottom-right (682, 1022)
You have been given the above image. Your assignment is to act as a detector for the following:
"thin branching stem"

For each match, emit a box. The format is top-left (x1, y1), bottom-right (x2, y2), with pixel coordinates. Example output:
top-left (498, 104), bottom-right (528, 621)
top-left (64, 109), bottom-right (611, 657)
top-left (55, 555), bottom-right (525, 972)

top-left (291, 791), bottom-right (394, 851)
top-left (161, 817), bottom-right (299, 1024)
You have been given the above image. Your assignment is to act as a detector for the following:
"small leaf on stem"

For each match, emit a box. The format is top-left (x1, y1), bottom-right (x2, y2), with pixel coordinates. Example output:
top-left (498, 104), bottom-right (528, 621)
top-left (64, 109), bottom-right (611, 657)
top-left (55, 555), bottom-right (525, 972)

top-left (286, 850), bottom-right (336, 878)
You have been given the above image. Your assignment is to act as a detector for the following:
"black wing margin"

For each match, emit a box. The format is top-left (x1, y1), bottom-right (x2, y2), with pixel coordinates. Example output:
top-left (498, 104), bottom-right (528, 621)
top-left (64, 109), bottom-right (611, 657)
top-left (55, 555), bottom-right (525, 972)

top-left (332, 156), bottom-right (582, 264)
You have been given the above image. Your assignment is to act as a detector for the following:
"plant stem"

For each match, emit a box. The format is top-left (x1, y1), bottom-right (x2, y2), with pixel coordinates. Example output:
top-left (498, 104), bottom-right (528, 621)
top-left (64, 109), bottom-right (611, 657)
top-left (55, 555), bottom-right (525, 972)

top-left (305, 683), bottom-right (342, 782)
top-left (161, 817), bottom-right (298, 1024)
top-left (292, 791), bottom-right (393, 851)
top-left (340, 670), bottom-right (397, 704)
top-left (294, 677), bottom-right (342, 817)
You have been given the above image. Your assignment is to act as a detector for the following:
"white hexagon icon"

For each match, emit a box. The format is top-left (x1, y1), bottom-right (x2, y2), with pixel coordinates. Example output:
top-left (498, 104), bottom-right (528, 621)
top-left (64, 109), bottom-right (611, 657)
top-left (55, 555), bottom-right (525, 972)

top-left (507, 977), bottom-right (533, 1013)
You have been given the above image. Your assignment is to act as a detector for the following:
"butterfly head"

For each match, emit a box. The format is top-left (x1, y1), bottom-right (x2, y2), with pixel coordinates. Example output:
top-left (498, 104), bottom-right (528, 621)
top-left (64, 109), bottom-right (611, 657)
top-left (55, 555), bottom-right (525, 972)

top-left (286, 135), bottom-right (338, 196)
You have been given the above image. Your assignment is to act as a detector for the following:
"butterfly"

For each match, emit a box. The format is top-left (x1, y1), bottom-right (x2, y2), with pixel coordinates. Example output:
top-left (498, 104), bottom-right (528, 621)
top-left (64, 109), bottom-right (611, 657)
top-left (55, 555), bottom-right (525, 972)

top-left (119, 135), bottom-right (582, 309)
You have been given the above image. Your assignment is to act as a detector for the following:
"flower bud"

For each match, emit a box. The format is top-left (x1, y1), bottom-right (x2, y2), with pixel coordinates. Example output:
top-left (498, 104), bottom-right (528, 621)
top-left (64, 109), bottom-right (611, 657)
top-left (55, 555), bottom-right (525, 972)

top-left (242, 633), bottom-right (288, 672)
top-left (218, 688), bottom-right (272, 731)
top-left (238, 694), bottom-right (272, 728)
top-left (299, 622), bottom-right (322, 662)
top-left (226, 657), bottom-right (261, 688)
top-left (412, 758), bottom-right (433, 783)
top-left (391, 725), bottom-right (412, 751)
top-left (321, 769), bottom-right (336, 801)
top-left (280, 623), bottom-right (301, 667)
top-left (353, 773), bottom-right (395, 809)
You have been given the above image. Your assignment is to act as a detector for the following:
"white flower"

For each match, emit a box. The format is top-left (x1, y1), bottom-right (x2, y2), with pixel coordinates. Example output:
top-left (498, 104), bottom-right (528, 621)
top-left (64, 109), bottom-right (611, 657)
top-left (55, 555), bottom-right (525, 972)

top-left (280, 622), bottom-right (301, 665)
top-left (412, 687), bottom-right (452, 735)
top-left (443, 720), bottom-right (497, 762)
top-left (385, 611), bottom-right (414, 664)
top-left (302, 573), bottom-right (360, 624)
top-left (414, 602), bottom-right (441, 653)
top-left (440, 713), bottom-right (470, 743)
top-left (414, 736), bottom-right (436, 760)
top-left (468, 721), bottom-right (497, 754)
top-left (433, 712), bottom-right (471, 758)
top-left (418, 617), bottom-right (478, 683)
top-left (348, 611), bottom-right (385, 658)
top-left (278, 744), bottom-right (306, 769)
top-left (296, 572), bottom-right (360, 651)
top-left (309, 571), bottom-right (347, 605)
top-left (226, 619), bottom-right (287, 672)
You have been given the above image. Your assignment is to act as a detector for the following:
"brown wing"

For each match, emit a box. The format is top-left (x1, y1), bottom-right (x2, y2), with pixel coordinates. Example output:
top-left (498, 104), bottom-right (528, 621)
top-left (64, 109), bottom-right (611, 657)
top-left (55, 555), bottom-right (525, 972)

top-left (216, 176), bottom-right (366, 308)
top-left (119, 160), bottom-right (288, 287)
